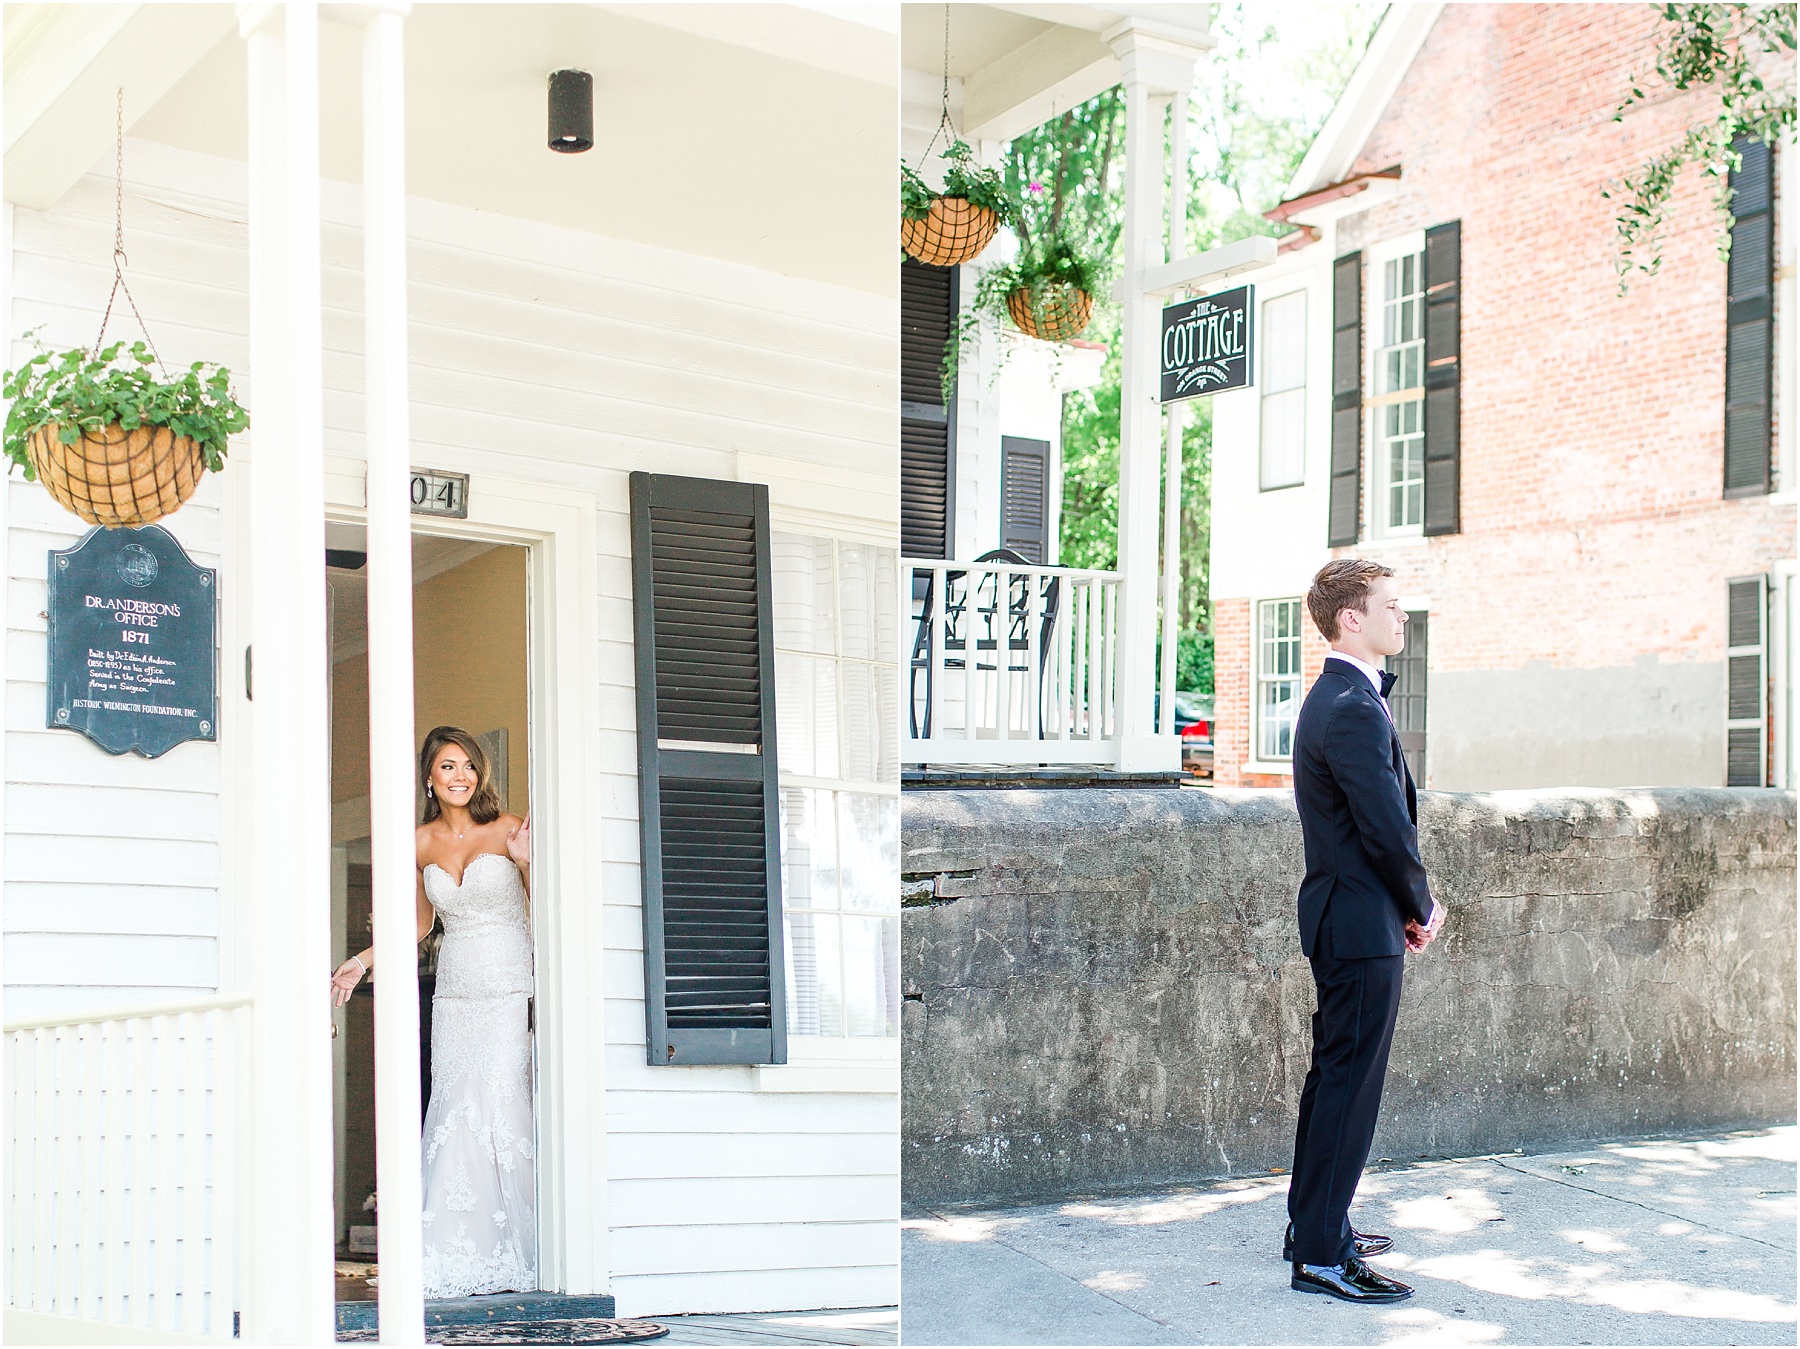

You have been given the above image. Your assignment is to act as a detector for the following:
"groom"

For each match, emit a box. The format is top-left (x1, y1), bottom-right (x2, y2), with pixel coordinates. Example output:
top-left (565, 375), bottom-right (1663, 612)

top-left (1284, 559), bottom-right (1443, 1304)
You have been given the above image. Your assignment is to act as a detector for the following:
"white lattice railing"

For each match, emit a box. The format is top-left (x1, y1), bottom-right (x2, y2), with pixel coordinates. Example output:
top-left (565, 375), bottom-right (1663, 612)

top-left (904, 558), bottom-right (1122, 765)
top-left (5, 994), bottom-right (252, 1340)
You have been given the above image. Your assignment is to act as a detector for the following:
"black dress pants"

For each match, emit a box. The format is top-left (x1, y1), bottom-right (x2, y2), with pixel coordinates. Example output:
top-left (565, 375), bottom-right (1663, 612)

top-left (1286, 926), bottom-right (1405, 1267)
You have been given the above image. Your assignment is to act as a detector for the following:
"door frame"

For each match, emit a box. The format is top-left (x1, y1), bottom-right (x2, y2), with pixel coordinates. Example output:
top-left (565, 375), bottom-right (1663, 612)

top-left (322, 455), bottom-right (608, 1295)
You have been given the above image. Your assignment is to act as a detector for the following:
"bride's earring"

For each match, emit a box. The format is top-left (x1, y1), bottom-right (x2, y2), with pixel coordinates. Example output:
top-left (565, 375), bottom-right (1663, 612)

top-left (426, 784), bottom-right (434, 798)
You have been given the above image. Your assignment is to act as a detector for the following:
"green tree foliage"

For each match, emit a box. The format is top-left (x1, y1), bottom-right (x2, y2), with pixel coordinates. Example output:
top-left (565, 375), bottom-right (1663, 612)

top-left (1009, 4), bottom-right (1380, 690)
top-left (1605, 4), bottom-right (1796, 288)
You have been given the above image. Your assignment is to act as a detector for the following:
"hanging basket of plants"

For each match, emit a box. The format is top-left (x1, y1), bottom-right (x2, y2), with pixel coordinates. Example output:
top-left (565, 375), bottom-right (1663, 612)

top-left (988, 233), bottom-right (1101, 344)
top-left (901, 140), bottom-right (1014, 268)
top-left (6, 341), bottom-right (247, 530)
top-left (1005, 280), bottom-right (1096, 343)
top-left (3, 95), bottom-right (247, 529)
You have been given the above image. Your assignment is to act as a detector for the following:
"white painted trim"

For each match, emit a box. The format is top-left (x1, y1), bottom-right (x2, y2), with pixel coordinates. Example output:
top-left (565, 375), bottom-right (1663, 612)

top-left (1239, 758), bottom-right (1295, 778)
top-left (321, 466), bottom-right (608, 1297)
top-left (1363, 232), bottom-right (1428, 541)
top-left (1773, 560), bottom-right (1796, 789)
top-left (1284, 3), bottom-right (1446, 199)
top-left (1777, 133), bottom-right (1795, 493)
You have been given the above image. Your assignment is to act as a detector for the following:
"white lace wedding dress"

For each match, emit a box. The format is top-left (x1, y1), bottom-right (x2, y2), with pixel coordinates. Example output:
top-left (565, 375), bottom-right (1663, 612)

top-left (420, 851), bottom-right (536, 1298)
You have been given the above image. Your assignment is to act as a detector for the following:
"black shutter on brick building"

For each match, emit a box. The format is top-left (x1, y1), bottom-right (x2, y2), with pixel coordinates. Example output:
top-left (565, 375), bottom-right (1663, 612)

top-left (1328, 251), bottom-right (1363, 547)
top-left (1422, 220), bottom-right (1462, 535)
top-left (1725, 137), bottom-right (1774, 497)
top-left (630, 472), bottom-right (786, 1065)
top-left (902, 259), bottom-right (958, 558)
top-left (1725, 575), bottom-right (1769, 786)
top-left (1000, 436), bottom-right (1051, 563)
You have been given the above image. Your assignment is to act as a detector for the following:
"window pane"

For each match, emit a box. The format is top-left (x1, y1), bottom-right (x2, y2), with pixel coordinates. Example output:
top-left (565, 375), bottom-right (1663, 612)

top-left (813, 914), bottom-right (844, 1037)
top-left (1261, 290), bottom-right (1306, 393)
top-left (776, 652), bottom-right (838, 777)
top-left (1260, 387), bottom-right (1305, 489)
top-left (780, 786), bottom-right (837, 911)
top-left (784, 911), bottom-right (823, 1036)
top-left (1256, 599), bottom-right (1302, 761)
top-left (838, 793), bottom-right (898, 912)
top-left (838, 543), bottom-right (898, 662)
top-left (840, 915), bottom-right (897, 1037)
top-left (771, 533), bottom-right (835, 654)
top-left (840, 661), bottom-right (878, 780)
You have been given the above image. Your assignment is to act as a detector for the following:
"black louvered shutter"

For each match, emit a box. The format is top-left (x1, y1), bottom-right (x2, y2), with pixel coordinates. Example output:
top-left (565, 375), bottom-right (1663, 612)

top-left (1328, 251), bottom-right (1362, 546)
top-left (902, 259), bottom-right (958, 558)
top-left (1000, 436), bottom-right (1050, 563)
top-left (1726, 575), bottom-right (1769, 786)
top-left (1422, 220), bottom-right (1462, 535)
top-left (1724, 138), bottom-right (1773, 497)
top-left (630, 472), bottom-right (786, 1066)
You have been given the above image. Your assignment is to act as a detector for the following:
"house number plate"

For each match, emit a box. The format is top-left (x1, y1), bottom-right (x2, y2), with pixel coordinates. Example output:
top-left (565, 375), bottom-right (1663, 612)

top-left (410, 469), bottom-right (469, 519)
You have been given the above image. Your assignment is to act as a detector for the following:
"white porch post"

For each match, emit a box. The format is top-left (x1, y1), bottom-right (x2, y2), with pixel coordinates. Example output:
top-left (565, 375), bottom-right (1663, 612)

top-left (242, 2), bottom-right (335, 1342)
top-left (360, 4), bottom-right (426, 1341)
top-left (1158, 89), bottom-right (1190, 736)
top-left (1105, 20), bottom-right (1204, 771)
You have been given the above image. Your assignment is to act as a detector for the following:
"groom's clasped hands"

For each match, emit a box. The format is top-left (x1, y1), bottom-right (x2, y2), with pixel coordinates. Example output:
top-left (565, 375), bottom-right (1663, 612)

top-left (1403, 904), bottom-right (1447, 953)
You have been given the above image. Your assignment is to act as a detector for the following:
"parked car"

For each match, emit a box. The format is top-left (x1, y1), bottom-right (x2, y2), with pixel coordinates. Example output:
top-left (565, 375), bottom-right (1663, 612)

top-left (1155, 691), bottom-right (1215, 779)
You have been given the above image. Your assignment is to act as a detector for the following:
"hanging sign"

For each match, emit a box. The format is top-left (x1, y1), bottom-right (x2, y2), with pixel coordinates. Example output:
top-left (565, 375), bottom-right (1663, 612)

top-left (46, 525), bottom-right (218, 758)
top-left (1160, 284), bottom-right (1255, 402)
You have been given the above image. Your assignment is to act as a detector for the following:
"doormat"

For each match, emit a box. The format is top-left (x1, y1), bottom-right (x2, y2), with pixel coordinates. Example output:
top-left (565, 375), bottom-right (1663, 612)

top-left (338, 1319), bottom-right (667, 1344)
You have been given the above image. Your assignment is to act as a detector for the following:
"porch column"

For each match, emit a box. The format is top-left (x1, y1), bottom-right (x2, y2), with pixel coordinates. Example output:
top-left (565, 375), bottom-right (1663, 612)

top-left (360, 4), bottom-right (427, 1342)
top-left (1105, 20), bottom-right (1205, 771)
top-left (242, 2), bottom-right (335, 1341)
top-left (1158, 88), bottom-right (1190, 736)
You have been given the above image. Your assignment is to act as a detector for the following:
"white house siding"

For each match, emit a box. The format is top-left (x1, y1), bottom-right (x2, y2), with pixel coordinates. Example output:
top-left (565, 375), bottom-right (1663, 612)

top-left (5, 139), bottom-right (897, 1315)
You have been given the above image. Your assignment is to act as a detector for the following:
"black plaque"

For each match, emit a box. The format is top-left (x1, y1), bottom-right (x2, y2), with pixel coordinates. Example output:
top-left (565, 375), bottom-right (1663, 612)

top-left (1160, 284), bottom-right (1255, 402)
top-left (47, 525), bottom-right (218, 758)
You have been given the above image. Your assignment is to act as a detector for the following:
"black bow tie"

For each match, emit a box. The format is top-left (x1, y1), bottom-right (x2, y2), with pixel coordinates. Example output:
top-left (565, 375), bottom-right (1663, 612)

top-left (1379, 669), bottom-right (1398, 699)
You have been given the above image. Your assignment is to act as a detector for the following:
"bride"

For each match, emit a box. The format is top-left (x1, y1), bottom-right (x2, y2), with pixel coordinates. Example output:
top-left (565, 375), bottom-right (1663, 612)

top-left (331, 725), bottom-right (537, 1298)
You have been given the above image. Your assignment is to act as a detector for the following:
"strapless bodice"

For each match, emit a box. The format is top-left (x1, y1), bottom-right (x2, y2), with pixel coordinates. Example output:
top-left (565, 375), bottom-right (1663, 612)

top-left (423, 852), bottom-right (533, 998)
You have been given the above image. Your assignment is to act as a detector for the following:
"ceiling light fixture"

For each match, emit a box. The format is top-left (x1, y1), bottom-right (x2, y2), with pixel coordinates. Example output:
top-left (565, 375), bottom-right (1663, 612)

top-left (547, 69), bottom-right (593, 153)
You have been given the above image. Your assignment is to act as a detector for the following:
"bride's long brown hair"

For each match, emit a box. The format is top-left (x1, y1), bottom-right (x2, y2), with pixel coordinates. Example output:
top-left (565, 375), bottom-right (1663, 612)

top-left (419, 726), bottom-right (504, 825)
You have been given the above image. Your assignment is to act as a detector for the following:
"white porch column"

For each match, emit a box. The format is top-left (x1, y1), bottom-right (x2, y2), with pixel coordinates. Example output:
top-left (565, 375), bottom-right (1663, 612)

top-left (1105, 21), bottom-right (1206, 771)
top-left (360, 4), bottom-right (426, 1342)
top-left (1158, 89), bottom-right (1190, 736)
top-left (242, 2), bottom-right (335, 1342)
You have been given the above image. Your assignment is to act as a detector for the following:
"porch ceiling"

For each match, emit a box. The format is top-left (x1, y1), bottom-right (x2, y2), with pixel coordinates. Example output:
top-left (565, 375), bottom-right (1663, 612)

top-left (5, 3), bottom-right (897, 296)
top-left (899, 3), bottom-right (1210, 144)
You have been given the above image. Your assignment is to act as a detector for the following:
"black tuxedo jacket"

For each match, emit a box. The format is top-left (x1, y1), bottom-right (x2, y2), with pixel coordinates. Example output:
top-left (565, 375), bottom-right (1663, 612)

top-left (1292, 662), bottom-right (1434, 959)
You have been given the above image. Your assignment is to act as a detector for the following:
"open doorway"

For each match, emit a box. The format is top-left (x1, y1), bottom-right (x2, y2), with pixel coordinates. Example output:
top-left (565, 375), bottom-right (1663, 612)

top-left (325, 528), bottom-right (534, 1302)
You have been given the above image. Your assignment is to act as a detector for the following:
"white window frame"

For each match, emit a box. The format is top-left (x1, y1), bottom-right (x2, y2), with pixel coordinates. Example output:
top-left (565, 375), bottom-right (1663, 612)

top-left (1259, 287), bottom-right (1309, 491)
top-left (1365, 231), bottom-right (1428, 539)
top-left (1252, 597), bottom-right (1305, 766)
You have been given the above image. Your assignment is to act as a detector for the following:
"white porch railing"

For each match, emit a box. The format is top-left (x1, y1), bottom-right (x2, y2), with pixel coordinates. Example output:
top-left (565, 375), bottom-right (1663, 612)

top-left (904, 557), bottom-right (1123, 765)
top-left (5, 994), bottom-right (252, 1340)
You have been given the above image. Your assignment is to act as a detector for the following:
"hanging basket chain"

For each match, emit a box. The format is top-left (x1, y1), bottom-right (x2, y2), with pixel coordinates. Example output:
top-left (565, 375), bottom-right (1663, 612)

top-left (915, 3), bottom-right (957, 170)
top-left (92, 88), bottom-right (167, 376)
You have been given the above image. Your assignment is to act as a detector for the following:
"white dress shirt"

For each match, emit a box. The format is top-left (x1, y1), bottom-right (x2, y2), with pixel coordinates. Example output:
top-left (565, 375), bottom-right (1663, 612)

top-left (1323, 650), bottom-right (1442, 931)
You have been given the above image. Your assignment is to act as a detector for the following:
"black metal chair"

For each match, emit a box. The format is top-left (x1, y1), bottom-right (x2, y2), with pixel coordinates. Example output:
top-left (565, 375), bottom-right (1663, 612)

top-left (909, 549), bottom-right (1061, 740)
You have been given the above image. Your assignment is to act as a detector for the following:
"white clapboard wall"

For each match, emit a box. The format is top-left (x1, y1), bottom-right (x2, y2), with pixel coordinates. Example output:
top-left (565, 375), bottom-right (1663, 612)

top-left (6, 138), bottom-right (897, 1316)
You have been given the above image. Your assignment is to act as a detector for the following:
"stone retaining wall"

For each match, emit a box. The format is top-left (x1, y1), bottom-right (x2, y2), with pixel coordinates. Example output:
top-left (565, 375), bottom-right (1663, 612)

top-left (901, 787), bottom-right (1796, 1205)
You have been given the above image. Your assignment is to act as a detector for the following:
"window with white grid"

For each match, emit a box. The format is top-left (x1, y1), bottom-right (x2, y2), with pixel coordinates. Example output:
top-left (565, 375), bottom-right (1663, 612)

top-left (1260, 290), bottom-right (1308, 490)
top-left (1257, 598), bottom-right (1304, 761)
top-left (1376, 251), bottom-right (1425, 533)
top-left (771, 533), bottom-right (900, 1037)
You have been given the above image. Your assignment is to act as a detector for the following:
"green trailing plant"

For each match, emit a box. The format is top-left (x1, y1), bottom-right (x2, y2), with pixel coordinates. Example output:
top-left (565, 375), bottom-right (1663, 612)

top-left (902, 139), bottom-right (1017, 223)
top-left (3, 337), bottom-right (249, 480)
top-left (1604, 3), bottom-right (1796, 289)
top-left (941, 230), bottom-right (1107, 400)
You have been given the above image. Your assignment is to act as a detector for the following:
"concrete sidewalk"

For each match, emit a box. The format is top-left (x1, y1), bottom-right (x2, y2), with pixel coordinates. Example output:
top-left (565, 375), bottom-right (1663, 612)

top-left (901, 1127), bottom-right (1796, 1346)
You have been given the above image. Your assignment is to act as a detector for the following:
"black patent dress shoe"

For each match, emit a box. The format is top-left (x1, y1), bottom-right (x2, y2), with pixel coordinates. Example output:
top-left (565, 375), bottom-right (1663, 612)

top-left (1282, 1221), bottom-right (1394, 1261)
top-left (1290, 1257), bottom-right (1414, 1304)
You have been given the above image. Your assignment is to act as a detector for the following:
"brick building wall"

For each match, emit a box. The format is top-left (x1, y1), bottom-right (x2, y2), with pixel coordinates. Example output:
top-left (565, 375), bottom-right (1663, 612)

top-left (1210, 3), bottom-right (1794, 790)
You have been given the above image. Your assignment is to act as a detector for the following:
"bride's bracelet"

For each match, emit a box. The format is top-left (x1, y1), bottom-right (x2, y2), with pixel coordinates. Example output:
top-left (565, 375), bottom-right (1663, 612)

top-left (350, 955), bottom-right (367, 977)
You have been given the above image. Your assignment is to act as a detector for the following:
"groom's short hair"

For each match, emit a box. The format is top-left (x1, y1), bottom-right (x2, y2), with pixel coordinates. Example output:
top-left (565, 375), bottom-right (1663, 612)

top-left (1307, 559), bottom-right (1395, 641)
